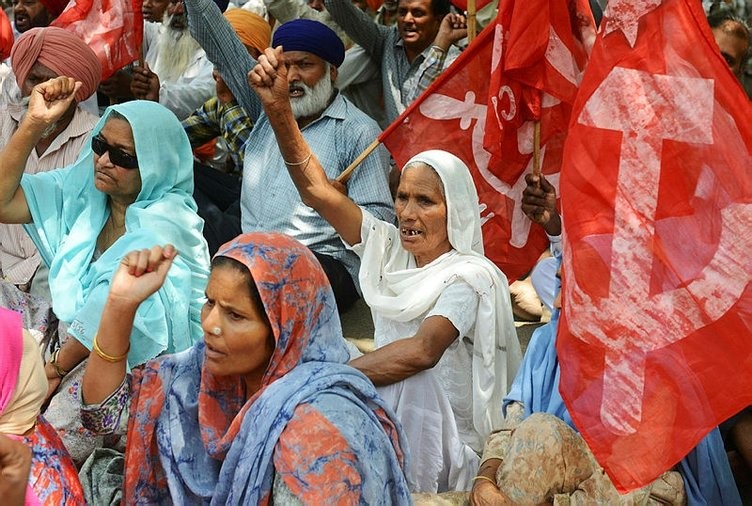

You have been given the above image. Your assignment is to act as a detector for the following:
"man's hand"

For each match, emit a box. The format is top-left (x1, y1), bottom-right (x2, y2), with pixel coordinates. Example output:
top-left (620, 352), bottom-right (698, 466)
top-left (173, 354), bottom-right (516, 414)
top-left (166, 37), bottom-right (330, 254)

top-left (0, 435), bottom-right (32, 506)
top-left (99, 69), bottom-right (134, 101)
top-left (521, 173), bottom-right (561, 236)
top-left (25, 76), bottom-right (82, 128)
top-left (248, 46), bottom-right (292, 113)
top-left (131, 63), bottom-right (160, 102)
top-left (433, 13), bottom-right (468, 52)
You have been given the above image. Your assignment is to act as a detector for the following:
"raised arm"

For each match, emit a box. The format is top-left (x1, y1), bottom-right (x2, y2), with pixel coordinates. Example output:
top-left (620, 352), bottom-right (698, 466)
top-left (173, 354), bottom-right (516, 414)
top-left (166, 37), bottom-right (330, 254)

top-left (81, 245), bottom-right (177, 405)
top-left (183, 0), bottom-right (262, 121)
top-left (249, 47), bottom-right (364, 246)
top-left (0, 77), bottom-right (80, 224)
top-left (323, 0), bottom-right (389, 60)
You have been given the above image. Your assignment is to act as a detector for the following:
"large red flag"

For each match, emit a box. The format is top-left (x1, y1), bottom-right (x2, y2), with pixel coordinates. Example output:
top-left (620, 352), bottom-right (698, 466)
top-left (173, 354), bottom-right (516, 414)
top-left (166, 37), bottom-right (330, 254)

top-left (558, 0), bottom-right (752, 492)
top-left (52, 0), bottom-right (143, 81)
top-left (380, 1), bottom-right (593, 280)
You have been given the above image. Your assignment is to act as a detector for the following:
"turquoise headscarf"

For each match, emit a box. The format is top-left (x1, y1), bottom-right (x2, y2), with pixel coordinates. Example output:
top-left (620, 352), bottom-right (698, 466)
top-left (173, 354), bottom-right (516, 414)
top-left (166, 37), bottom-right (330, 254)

top-left (21, 100), bottom-right (211, 366)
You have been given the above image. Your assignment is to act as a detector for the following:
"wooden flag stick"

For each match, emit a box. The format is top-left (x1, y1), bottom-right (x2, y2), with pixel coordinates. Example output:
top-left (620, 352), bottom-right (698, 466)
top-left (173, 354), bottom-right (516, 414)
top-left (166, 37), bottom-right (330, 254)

top-left (533, 121), bottom-right (541, 178)
top-left (467, 0), bottom-right (477, 43)
top-left (335, 138), bottom-right (382, 184)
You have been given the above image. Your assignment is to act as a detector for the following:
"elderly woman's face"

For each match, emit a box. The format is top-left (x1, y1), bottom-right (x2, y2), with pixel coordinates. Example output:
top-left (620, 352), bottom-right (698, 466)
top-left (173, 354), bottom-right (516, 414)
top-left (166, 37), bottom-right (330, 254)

top-left (93, 118), bottom-right (142, 204)
top-left (395, 163), bottom-right (451, 267)
top-left (201, 264), bottom-right (274, 392)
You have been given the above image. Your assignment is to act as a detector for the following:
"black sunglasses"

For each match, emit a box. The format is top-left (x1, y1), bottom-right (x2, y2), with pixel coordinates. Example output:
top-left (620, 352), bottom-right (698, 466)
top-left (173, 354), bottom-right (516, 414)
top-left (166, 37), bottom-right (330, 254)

top-left (91, 135), bottom-right (139, 169)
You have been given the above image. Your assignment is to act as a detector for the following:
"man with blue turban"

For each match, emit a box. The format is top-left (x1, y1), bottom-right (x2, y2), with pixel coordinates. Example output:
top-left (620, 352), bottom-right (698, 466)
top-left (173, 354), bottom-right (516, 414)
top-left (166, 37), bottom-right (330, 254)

top-left (182, 0), bottom-right (395, 314)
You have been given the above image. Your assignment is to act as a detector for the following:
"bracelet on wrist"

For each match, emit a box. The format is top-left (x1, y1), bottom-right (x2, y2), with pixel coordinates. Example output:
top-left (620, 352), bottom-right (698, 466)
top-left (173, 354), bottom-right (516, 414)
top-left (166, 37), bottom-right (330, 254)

top-left (472, 475), bottom-right (497, 487)
top-left (282, 152), bottom-right (312, 167)
top-left (48, 349), bottom-right (69, 378)
top-left (92, 334), bottom-right (130, 363)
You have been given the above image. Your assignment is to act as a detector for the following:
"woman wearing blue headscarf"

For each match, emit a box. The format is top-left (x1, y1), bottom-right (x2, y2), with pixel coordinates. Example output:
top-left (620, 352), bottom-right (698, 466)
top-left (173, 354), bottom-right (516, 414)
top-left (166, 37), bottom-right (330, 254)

top-left (0, 77), bottom-right (210, 463)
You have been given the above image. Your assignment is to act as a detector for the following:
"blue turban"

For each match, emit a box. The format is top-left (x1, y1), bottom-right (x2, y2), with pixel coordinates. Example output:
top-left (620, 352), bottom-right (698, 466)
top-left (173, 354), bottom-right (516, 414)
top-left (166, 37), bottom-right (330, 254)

top-left (272, 19), bottom-right (345, 67)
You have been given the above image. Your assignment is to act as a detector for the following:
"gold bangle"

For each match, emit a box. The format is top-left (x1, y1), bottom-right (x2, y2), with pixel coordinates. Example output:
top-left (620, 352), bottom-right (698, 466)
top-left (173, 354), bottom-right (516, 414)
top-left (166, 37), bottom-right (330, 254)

top-left (48, 349), bottom-right (69, 378)
top-left (472, 475), bottom-right (497, 487)
top-left (282, 152), bottom-right (312, 167)
top-left (92, 334), bottom-right (129, 363)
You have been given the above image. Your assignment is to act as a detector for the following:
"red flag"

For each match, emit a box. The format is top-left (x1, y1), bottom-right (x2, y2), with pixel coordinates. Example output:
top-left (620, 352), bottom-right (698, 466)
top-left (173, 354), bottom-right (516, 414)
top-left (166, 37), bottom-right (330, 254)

top-left (451, 0), bottom-right (495, 12)
top-left (52, 0), bottom-right (143, 81)
top-left (558, 0), bottom-right (752, 492)
top-left (0, 10), bottom-right (12, 61)
top-left (380, 2), bottom-right (593, 280)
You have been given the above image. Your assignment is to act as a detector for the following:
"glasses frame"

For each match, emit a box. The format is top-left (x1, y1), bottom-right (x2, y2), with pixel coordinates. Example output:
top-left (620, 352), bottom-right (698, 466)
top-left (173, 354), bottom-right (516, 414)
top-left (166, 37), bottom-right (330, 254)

top-left (91, 135), bottom-right (139, 170)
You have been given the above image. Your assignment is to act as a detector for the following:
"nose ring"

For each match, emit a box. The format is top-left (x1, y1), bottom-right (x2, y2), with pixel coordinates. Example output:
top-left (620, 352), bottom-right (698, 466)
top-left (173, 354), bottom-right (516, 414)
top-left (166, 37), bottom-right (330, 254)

top-left (210, 327), bottom-right (222, 336)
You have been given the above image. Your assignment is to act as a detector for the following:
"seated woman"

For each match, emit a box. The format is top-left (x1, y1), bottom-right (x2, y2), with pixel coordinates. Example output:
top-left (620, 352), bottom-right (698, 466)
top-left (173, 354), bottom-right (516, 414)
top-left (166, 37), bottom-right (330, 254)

top-left (0, 307), bottom-right (83, 504)
top-left (0, 77), bottom-right (210, 463)
top-left (79, 233), bottom-right (410, 503)
top-left (248, 47), bottom-right (522, 492)
top-left (468, 175), bottom-right (741, 505)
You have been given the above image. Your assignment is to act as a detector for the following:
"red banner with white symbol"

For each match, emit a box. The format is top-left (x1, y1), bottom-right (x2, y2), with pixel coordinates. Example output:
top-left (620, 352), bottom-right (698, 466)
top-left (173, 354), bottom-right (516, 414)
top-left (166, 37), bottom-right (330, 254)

top-left (558, 0), bottom-right (752, 491)
top-left (52, 0), bottom-right (143, 81)
top-left (380, 0), bottom-right (593, 281)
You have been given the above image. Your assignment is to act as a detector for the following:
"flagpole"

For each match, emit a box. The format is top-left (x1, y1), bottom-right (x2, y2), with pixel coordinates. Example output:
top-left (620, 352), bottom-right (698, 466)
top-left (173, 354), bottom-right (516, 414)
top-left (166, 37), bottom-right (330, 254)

top-left (336, 138), bottom-right (381, 184)
top-left (467, 0), bottom-right (476, 42)
top-left (533, 121), bottom-right (541, 178)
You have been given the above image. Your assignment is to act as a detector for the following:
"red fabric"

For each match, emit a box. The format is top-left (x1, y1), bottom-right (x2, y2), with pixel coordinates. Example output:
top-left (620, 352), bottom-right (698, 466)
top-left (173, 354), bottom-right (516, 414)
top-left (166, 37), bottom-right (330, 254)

top-left (0, 10), bottom-right (12, 61)
top-left (51, 0), bottom-right (143, 81)
top-left (558, 0), bottom-right (752, 492)
top-left (450, 0), bottom-right (494, 12)
top-left (379, 2), bottom-right (592, 281)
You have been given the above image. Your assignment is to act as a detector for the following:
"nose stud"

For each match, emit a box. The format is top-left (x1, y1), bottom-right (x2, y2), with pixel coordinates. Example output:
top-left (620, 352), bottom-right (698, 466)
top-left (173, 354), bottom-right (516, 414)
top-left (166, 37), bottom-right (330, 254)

top-left (210, 327), bottom-right (222, 336)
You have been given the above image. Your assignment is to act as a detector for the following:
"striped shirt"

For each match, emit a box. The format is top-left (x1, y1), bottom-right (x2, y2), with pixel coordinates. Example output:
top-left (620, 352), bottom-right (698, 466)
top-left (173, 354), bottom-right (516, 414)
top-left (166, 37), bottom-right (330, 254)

top-left (184, 0), bottom-right (395, 288)
top-left (0, 105), bottom-right (99, 285)
top-left (324, 0), bottom-right (461, 123)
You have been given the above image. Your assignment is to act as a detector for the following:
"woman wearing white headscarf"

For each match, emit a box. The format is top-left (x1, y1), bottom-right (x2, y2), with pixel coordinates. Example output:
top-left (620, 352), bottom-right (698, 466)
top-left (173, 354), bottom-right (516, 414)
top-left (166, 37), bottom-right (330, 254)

top-left (248, 46), bottom-right (522, 493)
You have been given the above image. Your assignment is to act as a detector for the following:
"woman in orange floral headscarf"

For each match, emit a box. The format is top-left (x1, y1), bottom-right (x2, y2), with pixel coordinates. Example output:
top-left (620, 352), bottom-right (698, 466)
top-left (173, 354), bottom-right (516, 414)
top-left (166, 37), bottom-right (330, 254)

top-left (80, 233), bottom-right (410, 504)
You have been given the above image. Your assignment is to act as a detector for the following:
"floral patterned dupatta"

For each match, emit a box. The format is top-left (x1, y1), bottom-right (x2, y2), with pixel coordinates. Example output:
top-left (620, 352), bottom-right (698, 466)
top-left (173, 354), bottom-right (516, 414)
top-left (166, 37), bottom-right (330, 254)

top-left (124, 232), bottom-right (410, 504)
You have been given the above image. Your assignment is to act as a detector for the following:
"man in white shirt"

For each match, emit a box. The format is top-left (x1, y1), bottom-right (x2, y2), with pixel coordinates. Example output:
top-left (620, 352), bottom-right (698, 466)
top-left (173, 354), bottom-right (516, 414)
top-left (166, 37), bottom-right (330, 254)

top-left (130, 0), bottom-right (215, 119)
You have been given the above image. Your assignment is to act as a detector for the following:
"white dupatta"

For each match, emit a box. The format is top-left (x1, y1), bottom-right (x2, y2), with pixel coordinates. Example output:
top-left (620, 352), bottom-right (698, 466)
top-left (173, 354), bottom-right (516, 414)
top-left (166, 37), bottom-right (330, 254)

top-left (355, 150), bottom-right (522, 439)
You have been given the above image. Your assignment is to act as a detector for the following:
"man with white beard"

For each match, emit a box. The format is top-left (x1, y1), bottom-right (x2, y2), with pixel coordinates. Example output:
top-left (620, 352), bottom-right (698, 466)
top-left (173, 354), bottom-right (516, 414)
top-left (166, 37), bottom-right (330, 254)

top-left (131, 0), bottom-right (214, 119)
top-left (184, 0), bottom-right (394, 313)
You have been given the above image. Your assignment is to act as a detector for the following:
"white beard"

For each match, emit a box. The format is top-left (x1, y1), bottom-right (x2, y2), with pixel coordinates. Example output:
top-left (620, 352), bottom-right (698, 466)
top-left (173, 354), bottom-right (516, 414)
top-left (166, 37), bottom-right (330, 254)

top-left (153, 15), bottom-right (201, 83)
top-left (289, 71), bottom-right (334, 119)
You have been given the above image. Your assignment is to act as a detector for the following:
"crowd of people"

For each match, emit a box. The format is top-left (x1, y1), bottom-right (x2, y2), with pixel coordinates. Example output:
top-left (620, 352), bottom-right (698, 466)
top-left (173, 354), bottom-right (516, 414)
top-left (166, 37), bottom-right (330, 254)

top-left (0, 0), bottom-right (750, 503)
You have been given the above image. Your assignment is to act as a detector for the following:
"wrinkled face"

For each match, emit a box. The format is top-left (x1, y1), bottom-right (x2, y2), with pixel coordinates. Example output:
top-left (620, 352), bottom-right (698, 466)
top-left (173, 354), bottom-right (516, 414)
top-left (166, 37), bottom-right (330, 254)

top-left (142, 0), bottom-right (169, 23)
top-left (397, 0), bottom-right (442, 55)
top-left (285, 51), bottom-right (336, 119)
top-left (13, 0), bottom-right (53, 33)
top-left (712, 22), bottom-right (749, 80)
top-left (93, 118), bottom-right (142, 204)
top-left (21, 61), bottom-right (58, 97)
top-left (164, 0), bottom-right (186, 29)
top-left (395, 163), bottom-right (451, 267)
top-left (201, 264), bottom-right (275, 391)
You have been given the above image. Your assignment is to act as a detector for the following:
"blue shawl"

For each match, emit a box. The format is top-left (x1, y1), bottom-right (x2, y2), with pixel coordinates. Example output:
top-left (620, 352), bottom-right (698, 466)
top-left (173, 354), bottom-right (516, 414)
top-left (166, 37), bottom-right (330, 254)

top-left (125, 233), bottom-right (411, 504)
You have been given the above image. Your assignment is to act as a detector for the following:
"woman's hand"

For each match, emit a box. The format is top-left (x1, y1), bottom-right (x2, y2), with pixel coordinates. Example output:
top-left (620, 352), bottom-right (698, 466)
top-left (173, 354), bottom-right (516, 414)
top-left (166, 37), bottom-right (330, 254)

top-left (25, 76), bottom-right (82, 128)
top-left (248, 46), bottom-right (291, 113)
top-left (108, 245), bottom-right (178, 306)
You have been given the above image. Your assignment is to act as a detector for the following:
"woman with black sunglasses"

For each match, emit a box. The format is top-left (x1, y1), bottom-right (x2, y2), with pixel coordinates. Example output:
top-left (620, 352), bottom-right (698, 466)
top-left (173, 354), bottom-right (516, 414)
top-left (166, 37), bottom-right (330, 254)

top-left (0, 76), bottom-right (211, 465)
